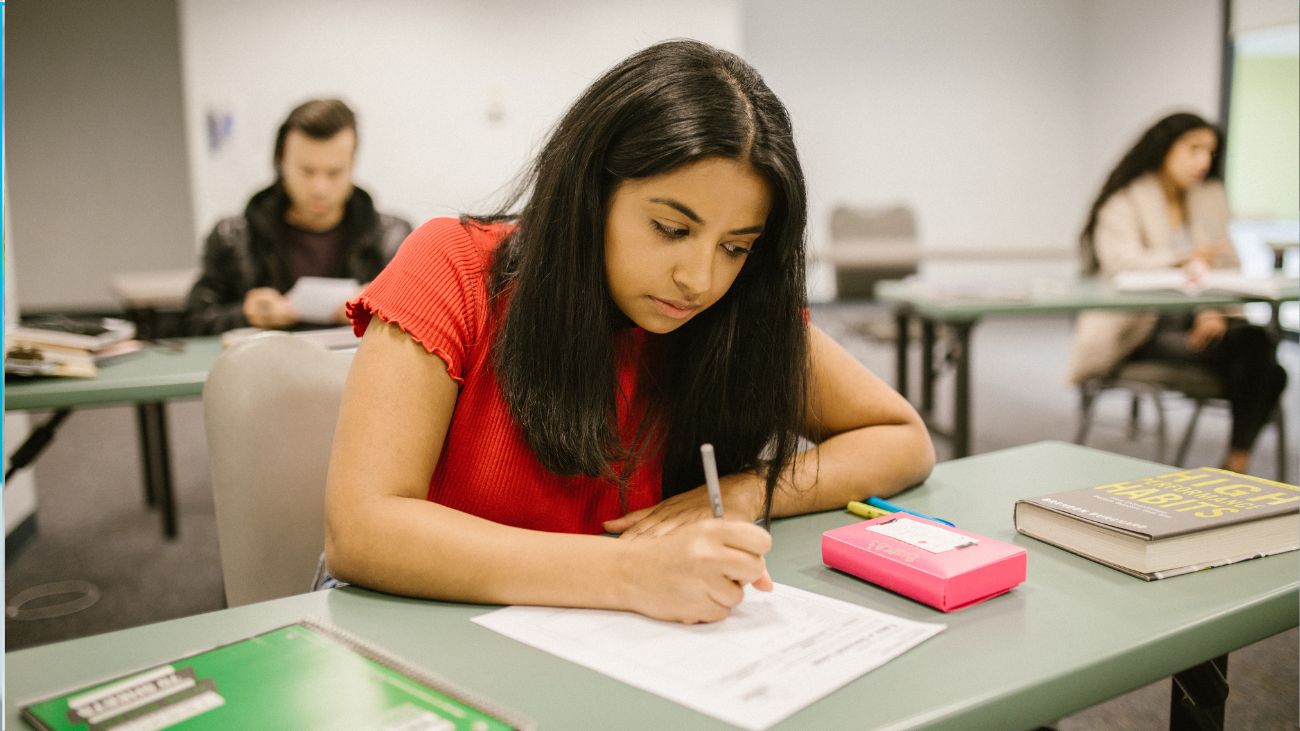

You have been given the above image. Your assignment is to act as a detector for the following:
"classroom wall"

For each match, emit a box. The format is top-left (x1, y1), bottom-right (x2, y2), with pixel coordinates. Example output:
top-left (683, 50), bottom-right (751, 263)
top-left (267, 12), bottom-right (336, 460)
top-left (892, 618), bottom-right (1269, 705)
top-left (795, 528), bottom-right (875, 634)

top-left (6, 1), bottom-right (1234, 310)
top-left (1227, 51), bottom-right (1300, 218)
top-left (1226, 0), bottom-right (1300, 221)
top-left (743, 0), bottom-right (1223, 279)
top-left (744, 0), bottom-right (1090, 261)
top-left (1233, 0), bottom-right (1300, 34)
top-left (5, 0), bottom-right (197, 311)
top-left (1077, 0), bottom-right (1222, 196)
top-left (177, 0), bottom-right (742, 245)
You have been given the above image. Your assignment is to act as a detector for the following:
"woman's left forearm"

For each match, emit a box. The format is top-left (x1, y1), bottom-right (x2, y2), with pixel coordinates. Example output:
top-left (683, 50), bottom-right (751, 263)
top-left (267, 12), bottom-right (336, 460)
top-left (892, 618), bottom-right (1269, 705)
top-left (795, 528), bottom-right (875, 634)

top-left (606, 421), bottom-right (934, 537)
top-left (768, 421), bottom-right (935, 519)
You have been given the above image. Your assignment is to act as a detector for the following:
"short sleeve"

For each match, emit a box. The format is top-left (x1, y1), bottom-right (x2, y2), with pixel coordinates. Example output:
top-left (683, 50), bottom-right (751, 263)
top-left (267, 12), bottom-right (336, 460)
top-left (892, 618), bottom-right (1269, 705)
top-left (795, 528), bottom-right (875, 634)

top-left (347, 218), bottom-right (490, 384)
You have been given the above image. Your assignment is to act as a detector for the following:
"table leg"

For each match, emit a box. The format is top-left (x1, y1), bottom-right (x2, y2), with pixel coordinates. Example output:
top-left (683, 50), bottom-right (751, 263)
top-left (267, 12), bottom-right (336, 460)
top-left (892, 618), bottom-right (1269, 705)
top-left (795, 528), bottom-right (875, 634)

top-left (920, 319), bottom-right (936, 417)
top-left (1267, 301), bottom-right (1282, 342)
top-left (137, 402), bottom-right (178, 539)
top-left (135, 405), bottom-right (157, 506)
top-left (894, 308), bottom-right (910, 401)
top-left (951, 322), bottom-right (974, 458)
top-left (1169, 655), bottom-right (1228, 730)
top-left (4, 409), bottom-right (74, 481)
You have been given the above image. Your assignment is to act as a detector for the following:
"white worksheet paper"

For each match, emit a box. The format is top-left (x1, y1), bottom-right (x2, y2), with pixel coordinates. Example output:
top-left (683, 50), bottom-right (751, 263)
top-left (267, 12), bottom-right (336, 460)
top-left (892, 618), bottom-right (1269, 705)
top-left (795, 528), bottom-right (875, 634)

top-left (472, 582), bottom-right (945, 730)
top-left (285, 276), bottom-right (360, 325)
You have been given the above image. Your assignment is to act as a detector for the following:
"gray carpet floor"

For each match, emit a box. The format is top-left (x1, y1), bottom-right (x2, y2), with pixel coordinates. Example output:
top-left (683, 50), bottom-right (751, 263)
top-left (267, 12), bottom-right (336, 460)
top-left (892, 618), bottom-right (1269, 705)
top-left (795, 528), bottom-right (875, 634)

top-left (6, 312), bottom-right (1297, 728)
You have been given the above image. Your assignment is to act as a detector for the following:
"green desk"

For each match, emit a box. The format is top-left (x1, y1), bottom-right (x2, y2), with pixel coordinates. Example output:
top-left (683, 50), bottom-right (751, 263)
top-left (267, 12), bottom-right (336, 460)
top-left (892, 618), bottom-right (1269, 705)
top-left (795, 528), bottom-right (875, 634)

top-left (8, 442), bottom-right (1295, 730)
top-left (876, 277), bottom-right (1300, 458)
top-left (4, 337), bottom-right (224, 538)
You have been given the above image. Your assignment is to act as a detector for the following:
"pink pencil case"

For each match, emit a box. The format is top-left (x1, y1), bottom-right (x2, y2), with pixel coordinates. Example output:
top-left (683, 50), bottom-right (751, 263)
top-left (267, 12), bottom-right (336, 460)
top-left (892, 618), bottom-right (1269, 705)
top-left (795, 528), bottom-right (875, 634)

top-left (822, 513), bottom-right (1027, 612)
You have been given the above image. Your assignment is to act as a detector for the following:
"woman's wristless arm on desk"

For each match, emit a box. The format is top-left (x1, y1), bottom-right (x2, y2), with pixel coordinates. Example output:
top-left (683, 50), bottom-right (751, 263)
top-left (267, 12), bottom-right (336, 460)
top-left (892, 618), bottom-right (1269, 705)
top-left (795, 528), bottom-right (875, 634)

top-left (777, 325), bottom-right (935, 514)
top-left (605, 325), bottom-right (935, 538)
top-left (323, 318), bottom-right (771, 624)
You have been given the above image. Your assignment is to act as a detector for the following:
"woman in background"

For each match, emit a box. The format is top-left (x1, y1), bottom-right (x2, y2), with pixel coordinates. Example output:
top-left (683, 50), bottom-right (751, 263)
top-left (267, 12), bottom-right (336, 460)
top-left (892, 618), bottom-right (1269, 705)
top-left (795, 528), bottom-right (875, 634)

top-left (1068, 112), bottom-right (1286, 473)
top-left (323, 40), bottom-right (934, 624)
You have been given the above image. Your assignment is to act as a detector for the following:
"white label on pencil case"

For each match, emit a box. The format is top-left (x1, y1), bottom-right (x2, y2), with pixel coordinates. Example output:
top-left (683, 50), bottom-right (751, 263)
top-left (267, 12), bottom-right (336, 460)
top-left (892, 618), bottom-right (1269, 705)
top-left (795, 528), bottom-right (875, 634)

top-left (867, 519), bottom-right (977, 553)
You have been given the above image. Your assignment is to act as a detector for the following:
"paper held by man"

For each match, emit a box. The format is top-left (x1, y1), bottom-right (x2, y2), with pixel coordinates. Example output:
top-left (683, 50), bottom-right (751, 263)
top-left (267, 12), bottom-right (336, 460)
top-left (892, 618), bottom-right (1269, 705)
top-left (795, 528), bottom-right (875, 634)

top-left (284, 276), bottom-right (361, 325)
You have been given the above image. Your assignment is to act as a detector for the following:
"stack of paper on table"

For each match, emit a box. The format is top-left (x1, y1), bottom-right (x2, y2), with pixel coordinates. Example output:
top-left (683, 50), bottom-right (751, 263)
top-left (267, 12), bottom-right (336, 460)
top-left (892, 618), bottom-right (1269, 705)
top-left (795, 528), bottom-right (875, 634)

top-left (1112, 269), bottom-right (1285, 299)
top-left (5, 317), bottom-right (141, 378)
top-left (899, 276), bottom-right (1031, 302)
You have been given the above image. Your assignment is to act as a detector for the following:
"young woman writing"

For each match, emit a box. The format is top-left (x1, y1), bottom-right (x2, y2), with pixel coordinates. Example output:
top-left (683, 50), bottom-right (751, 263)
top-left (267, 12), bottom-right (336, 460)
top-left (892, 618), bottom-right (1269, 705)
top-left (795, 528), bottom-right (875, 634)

top-left (1068, 112), bottom-right (1286, 473)
top-left (324, 39), bottom-right (934, 624)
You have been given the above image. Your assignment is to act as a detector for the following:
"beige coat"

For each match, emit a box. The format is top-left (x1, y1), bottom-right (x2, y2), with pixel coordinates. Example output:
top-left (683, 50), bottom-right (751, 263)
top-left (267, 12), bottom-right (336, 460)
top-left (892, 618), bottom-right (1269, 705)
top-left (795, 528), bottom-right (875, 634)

top-left (1066, 173), bottom-right (1235, 383)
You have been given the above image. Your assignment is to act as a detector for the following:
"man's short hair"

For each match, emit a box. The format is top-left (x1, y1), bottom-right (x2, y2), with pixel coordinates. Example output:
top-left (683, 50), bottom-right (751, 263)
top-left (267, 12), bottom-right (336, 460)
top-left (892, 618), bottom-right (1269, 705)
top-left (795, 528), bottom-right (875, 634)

top-left (273, 98), bottom-right (357, 168)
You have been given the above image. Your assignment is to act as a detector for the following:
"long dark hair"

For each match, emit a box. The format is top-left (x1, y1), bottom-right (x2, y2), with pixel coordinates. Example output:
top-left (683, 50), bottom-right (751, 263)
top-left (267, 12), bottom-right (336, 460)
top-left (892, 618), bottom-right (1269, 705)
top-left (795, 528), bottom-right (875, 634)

top-left (484, 39), bottom-right (808, 519)
top-left (1080, 112), bottom-right (1223, 274)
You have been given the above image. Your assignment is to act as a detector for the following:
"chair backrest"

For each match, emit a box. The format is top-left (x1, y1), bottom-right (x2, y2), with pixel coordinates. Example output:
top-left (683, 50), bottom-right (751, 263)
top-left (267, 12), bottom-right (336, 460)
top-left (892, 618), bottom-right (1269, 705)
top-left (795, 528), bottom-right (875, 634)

top-left (829, 205), bottom-right (916, 241)
top-left (827, 204), bottom-right (919, 299)
top-left (203, 334), bottom-right (355, 607)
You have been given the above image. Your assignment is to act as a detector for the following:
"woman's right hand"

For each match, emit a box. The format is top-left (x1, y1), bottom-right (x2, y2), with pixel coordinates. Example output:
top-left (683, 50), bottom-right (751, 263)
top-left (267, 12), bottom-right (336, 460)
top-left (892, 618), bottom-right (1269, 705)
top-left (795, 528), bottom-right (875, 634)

top-left (620, 519), bottom-right (773, 624)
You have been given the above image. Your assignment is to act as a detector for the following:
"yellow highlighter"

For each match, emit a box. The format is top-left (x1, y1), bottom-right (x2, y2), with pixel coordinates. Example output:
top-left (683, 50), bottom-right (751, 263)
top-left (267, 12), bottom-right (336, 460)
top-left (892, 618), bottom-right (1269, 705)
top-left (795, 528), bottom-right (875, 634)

top-left (846, 500), bottom-right (892, 520)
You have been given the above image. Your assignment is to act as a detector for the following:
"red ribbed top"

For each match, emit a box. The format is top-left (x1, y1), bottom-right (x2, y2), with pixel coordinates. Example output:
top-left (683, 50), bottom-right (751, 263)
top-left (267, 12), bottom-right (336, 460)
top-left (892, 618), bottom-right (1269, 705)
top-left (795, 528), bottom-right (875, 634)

top-left (348, 217), bottom-right (662, 534)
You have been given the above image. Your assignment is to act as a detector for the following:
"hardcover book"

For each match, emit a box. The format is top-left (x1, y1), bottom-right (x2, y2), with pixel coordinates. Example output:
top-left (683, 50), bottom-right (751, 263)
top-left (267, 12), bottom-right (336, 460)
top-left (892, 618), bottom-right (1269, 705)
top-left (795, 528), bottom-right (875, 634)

top-left (822, 514), bottom-right (1027, 612)
top-left (1014, 467), bottom-right (1299, 580)
top-left (20, 619), bottom-right (534, 731)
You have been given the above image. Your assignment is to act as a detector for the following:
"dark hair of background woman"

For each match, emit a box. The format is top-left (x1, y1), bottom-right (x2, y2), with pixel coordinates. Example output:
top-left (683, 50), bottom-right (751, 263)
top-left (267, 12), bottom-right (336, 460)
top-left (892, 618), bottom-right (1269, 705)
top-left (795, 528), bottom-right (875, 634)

top-left (480, 39), bottom-right (809, 519)
top-left (1079, 111), bottom-right (1224, 274)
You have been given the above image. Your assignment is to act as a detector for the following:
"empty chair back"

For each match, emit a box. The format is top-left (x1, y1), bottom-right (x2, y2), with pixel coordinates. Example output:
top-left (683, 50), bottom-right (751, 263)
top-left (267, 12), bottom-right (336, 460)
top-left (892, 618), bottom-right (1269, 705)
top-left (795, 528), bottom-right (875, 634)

top-left (827, 204), bottom-right (919, 299)
top-left (203, 334), bottom-right (355, 607)
top-left (829, 204), bottom-right (916, 241)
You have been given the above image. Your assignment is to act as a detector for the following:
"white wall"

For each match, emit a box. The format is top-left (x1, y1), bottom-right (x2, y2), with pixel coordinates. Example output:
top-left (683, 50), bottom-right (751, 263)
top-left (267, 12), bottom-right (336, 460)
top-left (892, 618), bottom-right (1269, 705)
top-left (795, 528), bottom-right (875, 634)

top-left (6, 0), bottom-right (197, 310)
top-left (178, 0), bottom-right (742, 242)
top-left (744, 0), bottom-right (1222, 296)
top-left (745, 0), bottom-right (1092, 258)
top-left (10, 1), bottom-right (1232, 308)
top-left (1234, 0), bottom-right (1300, 34)
top-left (1079, 0), bottom-right (1222, 196)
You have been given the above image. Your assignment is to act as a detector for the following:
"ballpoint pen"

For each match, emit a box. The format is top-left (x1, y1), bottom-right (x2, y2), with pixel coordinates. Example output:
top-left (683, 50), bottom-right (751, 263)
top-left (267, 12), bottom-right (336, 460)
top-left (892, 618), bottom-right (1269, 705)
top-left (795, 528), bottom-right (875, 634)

top-left (703, 444), bottom-right (776, 590)
top-left (866, 496), bottom-right (956, 527)
top-left (700, 443), bottom-right (725, 519)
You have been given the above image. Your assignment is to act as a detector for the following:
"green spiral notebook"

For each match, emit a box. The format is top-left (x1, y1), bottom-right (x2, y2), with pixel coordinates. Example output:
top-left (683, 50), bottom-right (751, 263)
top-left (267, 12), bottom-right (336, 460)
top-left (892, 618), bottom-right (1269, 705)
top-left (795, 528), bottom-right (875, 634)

top-left (20, 618), bottom-right (534, 731)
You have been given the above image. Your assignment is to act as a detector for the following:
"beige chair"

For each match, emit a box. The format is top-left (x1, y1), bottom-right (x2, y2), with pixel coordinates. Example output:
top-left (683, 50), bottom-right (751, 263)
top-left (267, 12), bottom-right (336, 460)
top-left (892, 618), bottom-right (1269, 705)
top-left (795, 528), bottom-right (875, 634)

top-left (1075, 359), bottom-right (1288, 481)
top-left (203, 333), bottom-right (355, 607)
top-left (818, 204), bottom-right (922, 344)
top-left (826, 204), bottom-right (919, 300)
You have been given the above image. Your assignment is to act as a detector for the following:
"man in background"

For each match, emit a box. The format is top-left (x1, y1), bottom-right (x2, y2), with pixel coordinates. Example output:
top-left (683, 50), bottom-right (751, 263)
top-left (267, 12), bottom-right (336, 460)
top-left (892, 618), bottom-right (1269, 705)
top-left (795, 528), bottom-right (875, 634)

top-left (184, 98), bottom-right (412, 334)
